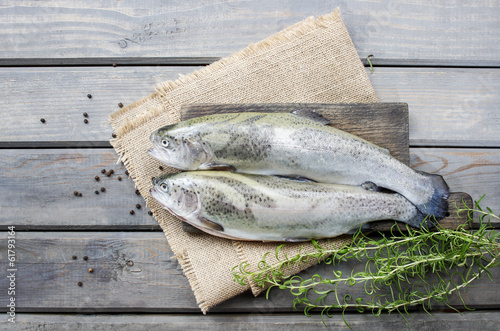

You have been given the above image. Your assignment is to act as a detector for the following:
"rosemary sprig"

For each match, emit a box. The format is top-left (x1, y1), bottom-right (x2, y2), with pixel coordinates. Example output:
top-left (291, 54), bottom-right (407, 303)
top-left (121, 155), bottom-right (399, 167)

top-left (366, 54), bottom-right (374, 74)
top-left (232, 198), bottom-right (500, 328)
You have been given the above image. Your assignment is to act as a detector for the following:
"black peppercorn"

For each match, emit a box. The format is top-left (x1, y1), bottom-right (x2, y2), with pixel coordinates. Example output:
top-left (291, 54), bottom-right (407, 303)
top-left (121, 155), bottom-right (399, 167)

top-left (118, 176), bottom-right (122, 181)
top-left (83, 256), bottom-right (88, 261)
top-left (84, 119), bottom-right (88, 124)
top-left (106, 171), bottom-right (111, 177)
top-left (83, 112), bottom-right (88, 118)
top-left (87, 94), bottom-right (92, 99)
top-left (148, 211), bottom-right (153, 216)
top-left (136, 204), bottom-right (141, 209)
top-left (159, 166), bottom-right (164, 171)
top-left (72, 255), bottom-right (77, 259)
top-left (40, 118), bottom-right (46, 123)
top-left (118, 102), bottom-right (124, 108)
top-left (78, 282), bottom-right (83, 286)
top-left (112, 133), bottom-right (117, 138)
top-left (110, 169), bottom-right (114, 175)
top-left (100, 187), bottom-right (105, 192)
top-left (74, 191), bottom-right (78, 196)
top-left (95, 190), bottom-right (99, 195)
top-left (130, 210), bottom-right (135, 215)
top-left (78, 192), bottom-right (82, 197)
top-left (135, 189), bottom-right (140, 195)
top-left (125, 170), bottom-right (129, 176)
top-left (101, 169), bottom-right (106, 174)
top-left (94, 175), bottom-right (100, 181)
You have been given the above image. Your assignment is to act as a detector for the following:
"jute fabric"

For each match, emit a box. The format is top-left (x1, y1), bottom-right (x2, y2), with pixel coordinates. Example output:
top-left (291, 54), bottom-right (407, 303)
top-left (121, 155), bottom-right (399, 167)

top-left (109, 9), bottom-right (378, 313)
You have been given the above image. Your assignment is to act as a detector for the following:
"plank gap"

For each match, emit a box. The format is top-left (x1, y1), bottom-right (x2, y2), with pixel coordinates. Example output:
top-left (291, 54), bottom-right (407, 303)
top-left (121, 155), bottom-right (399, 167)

top-left (0, 57), bottom-right (498, 68)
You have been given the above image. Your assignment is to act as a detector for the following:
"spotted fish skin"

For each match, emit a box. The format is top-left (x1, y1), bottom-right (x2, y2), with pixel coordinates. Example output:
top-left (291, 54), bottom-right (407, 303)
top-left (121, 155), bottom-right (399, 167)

top-left (150, 171), bottom-right (427, 242)
top-left (148, 111), bottom-right (449, 220)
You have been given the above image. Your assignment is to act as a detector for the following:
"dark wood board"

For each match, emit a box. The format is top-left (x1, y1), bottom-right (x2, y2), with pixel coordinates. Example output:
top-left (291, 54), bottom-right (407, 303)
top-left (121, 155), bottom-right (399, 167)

top-left (181, 103), bottom-right (473, 230)
top-left (0, 1), bottom-right (498, 66)
top-left (1, 67), bottom-right (498, 148)
top-left (3, 311), bottom-right (500, 330)
top-left (0, 148), bottom-right (497, 230)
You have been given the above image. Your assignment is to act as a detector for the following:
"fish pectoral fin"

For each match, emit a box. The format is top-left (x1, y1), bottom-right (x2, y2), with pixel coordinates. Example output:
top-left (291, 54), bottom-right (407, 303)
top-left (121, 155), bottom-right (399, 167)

top-left (198, 216), bottom-right (224, 232)
top-left (200, 161), bottom-right (236, 172)
top-left (274, 175), bottom-right (316, 183)
top-left (291, 109), bottom-right (330, 125)
top-left (361, 181), bottom-right (381, 192)
top-left (283, 237), bottom-right (310, 242)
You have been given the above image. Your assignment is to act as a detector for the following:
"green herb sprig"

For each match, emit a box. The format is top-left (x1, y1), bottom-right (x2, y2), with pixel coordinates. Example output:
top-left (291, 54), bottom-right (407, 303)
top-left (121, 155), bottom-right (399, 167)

top-left (232, 197), bottom-right (500, 328)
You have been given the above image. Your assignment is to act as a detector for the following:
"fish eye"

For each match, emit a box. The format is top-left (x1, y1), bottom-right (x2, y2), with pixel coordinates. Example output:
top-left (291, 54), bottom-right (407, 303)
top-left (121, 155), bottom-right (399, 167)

top-left (161, 139), bottom-right (169, 147)
top-left (160, 183), bottom-right (169, 191)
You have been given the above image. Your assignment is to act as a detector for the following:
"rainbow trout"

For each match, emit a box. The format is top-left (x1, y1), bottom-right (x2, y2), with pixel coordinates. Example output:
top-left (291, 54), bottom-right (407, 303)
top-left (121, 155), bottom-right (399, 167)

top-left (148, 111), bottom-right (449, 219)
top-left (150, 171), bottom-right (429, 242)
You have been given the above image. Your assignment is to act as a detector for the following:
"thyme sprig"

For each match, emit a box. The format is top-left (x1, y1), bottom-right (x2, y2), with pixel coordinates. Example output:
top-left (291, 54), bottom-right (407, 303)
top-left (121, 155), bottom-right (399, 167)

top-left (232, 198), bottom-right (500, 328)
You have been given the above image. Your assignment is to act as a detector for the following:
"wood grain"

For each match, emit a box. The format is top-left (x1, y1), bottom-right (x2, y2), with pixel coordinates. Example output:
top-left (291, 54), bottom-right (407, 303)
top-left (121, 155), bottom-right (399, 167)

top-left (1, 148), bottom-right (497, 230)
top-left (1, 231), bottom-right (500, 313)
top-left (3, 311), bottom-right (500, 330)
top-left (0, 149), bottom-right (158, 230)
top-left (0, 67), bottom-right (201, 145)
top-left (0, 1), bottom-right (498, 65)
top-left (411, 148), bottom-right (500, 215)
top-left (372, 68), bottom-right (500, 147)
top-left (0, 67), bottom-right (498, 147)
top-left (181, 103), bottom-right (410, 164)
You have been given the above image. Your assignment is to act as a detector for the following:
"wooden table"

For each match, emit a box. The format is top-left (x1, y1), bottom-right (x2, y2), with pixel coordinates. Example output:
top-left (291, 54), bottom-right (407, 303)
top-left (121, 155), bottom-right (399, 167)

top-left (1, 1), bottom-right (499, 329)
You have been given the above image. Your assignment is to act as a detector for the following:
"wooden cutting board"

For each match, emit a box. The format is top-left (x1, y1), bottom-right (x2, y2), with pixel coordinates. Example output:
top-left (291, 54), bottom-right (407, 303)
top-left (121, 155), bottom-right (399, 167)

top-left (180, 103), bottom-right (472, 231)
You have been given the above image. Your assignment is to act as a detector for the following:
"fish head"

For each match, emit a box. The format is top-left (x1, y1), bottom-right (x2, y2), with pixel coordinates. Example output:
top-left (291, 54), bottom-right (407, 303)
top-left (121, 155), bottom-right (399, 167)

top-left (148, 125), bottom-right (213, 170)
top-left (150, 173), bottom-right (200, 220)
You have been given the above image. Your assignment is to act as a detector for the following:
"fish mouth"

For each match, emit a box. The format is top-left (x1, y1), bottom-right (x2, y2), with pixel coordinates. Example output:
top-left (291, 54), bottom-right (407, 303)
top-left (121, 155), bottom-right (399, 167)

top-left (148, 147), bottom-right (176, 168)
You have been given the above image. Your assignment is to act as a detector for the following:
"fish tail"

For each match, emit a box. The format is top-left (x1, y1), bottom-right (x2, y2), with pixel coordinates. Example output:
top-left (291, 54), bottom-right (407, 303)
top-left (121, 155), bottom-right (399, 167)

top-left (415, 171), bottom-right (450, 220)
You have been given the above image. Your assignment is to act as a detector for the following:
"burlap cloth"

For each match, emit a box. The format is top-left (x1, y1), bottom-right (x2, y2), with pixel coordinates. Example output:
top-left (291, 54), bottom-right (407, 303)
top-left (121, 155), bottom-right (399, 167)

top-left (109, 9), bottom-right (378, 313)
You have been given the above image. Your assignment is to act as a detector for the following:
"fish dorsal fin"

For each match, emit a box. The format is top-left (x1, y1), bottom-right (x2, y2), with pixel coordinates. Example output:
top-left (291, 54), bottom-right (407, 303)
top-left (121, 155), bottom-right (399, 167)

top-left (291, 109), bottom-right (330, 125)
top-left (199, 216), bottom-right (224, 232)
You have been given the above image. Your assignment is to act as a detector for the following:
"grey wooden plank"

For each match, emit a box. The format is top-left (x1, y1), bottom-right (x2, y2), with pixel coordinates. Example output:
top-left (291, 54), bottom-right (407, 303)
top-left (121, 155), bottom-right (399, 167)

top-left (1, 67), bottom-right (498, 147)
top-left (0, 1), bottom-right (498, 65)
top-left (1, 231), bottom-right (500, 313)
top-left (0, 149), bottom-right (159, 230)
top-left (2, 311), bottom-right (500, 330)
top-left (371, 67), bottom-right (500, 147)
top-left (0, 66), bottom-right (202, 145)
top-left (0, 147), bottom-right (498, 230)
top-left (410, 148), bottom-right (500, 215)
